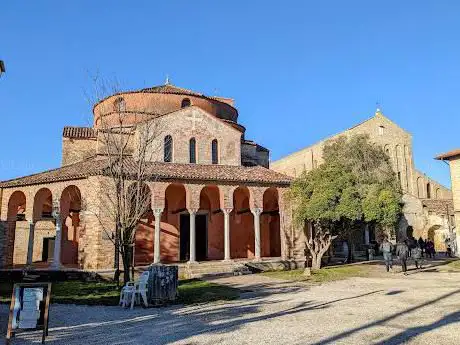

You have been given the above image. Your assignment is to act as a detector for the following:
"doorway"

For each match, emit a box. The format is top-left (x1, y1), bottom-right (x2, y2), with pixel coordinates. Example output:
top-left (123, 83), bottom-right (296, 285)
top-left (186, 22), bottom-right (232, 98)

top-left (179, 214), bottom-right (208, 261)
top-left (42, 237), bottom-right (55, 262)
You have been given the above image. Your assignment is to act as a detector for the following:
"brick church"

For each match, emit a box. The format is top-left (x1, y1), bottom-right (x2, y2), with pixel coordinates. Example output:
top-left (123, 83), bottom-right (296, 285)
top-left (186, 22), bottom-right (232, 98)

top-left (0, 82), bottom-right (301, 271)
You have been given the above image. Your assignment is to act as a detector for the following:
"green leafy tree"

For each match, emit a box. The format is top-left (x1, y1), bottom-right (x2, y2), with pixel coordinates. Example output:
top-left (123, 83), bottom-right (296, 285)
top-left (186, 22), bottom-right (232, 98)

top-left (289, 134), bottom-right (402, 269)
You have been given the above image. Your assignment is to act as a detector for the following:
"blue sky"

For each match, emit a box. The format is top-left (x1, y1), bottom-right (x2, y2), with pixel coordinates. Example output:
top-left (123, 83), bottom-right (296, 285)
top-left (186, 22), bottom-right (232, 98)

top-left (1, 1), bottom-right (459, 187)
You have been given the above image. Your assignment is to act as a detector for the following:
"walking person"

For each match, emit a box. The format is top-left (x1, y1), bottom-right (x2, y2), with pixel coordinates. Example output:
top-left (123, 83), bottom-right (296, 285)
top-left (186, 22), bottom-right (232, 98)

top-left (380, 237), bottom-right (394, 272)
top-left (396, 240), bottom-right (410, 275)
top-left (412, 245), bottom-right (423, 269)
top-left (418, 237), bottom-right (425, 257)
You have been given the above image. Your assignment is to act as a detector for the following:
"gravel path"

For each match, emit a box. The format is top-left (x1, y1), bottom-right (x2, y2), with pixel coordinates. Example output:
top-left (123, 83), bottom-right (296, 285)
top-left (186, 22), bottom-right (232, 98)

top-left (2, 268), bottom-right (460, 344)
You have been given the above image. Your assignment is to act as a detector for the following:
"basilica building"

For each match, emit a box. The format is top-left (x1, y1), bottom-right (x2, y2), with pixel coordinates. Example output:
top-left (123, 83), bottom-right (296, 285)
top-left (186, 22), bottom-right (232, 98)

top-left (272, 110), bottom-right (456, 252)
top-left (0, 83), bottom-right (300, 272)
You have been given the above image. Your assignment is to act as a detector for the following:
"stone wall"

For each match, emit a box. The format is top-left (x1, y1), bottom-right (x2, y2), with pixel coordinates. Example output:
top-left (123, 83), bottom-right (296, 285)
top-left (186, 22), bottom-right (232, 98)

top-left (448, 158), bottom-right (460, 252)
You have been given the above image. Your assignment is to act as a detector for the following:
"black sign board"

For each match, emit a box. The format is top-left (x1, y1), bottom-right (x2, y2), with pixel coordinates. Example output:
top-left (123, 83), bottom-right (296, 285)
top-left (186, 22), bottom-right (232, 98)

top-left (5, 282), bottom-right (52, 344)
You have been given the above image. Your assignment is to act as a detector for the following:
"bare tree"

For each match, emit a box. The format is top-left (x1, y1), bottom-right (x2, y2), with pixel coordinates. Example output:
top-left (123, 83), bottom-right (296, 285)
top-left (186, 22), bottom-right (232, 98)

top-left (84, 76), bottom-right (163, 284)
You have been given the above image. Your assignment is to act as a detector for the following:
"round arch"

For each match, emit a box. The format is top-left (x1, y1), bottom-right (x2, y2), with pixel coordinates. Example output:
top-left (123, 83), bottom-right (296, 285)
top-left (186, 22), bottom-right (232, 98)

top-left (231, 186), bottom-right (254, 258)
top-left (130, 182), bottom-right (153, 266)
top-left (5, 191), bottom-right (27, 267)
top-left (60, 185), bottom-right (82, 267)
top-left (199, 185), bottom-right (223, 260)
top-left (163, 183), bottom-right (187, 262)
top-left (33, 188), bottom-right (53, 221)
top-left (262, 187), bottom-right (281, 257)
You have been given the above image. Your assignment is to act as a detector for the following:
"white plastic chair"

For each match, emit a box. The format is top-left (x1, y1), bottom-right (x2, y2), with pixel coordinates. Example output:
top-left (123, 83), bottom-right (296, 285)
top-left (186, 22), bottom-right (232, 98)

top-left (119, 271), bottom-right (150, 309)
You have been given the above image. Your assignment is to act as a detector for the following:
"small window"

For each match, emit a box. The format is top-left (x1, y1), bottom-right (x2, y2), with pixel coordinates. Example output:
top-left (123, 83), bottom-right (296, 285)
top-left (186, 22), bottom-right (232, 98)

top-left (426, 183), bottom-right (431, 199)
top-left (164, 135), bottom-right (173, 162)
top-left (181, 98), bottom-right (191, 108)
top-left (378, 125), bottom-right (385, 135)
top-left (189, 138), bottom-right (196, 163)
top-left (211, 139), bottom-right (218, 164)
top-left (397, 172), bottom-right (401, 183)
top-left (114, 97), bottom-right (126, 112)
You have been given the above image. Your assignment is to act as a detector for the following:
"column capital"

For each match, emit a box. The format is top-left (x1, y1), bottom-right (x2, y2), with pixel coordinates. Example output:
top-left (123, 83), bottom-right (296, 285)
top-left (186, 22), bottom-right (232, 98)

top-left (28, 220), bottom-right (35, 226)
top-left (251, 208), bottom-right (263, 216)
top-left (188, 208), bottom-right (199, 215)
top-left (153, 208), bottom-right (164, 216)
top-left (222, 208), bottom-right (233, 215)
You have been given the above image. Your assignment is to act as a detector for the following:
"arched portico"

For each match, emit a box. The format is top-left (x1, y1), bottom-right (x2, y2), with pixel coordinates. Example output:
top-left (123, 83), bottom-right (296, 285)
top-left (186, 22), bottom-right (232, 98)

top-left (163, 183), bottom-right (186, 262)
top-left (133, 182), bottom-right (154, 266)
top-left (231, 186), bottom-right (254, 259)
top-left (60, 185), bottom-right (82, 267)
top-left (32, 188), bottom-right (55, 265)
top-left (261, 187), bottom-right (281, 257)
top-left (5, 191), bottom-right (27, 266)
top-left (199, 185), bottom-right (223, 260)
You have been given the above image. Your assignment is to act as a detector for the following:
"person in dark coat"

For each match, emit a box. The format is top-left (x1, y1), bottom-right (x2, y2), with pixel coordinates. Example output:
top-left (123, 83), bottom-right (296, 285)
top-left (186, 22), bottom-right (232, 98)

top-left (380, 238), bottom-right (393, 272)
top-left (418, 237), bottom-right (425, 257)
top-left (396, 240), bottom-right (410, 274)
top-left (412, 245), bottom-right (423, 269)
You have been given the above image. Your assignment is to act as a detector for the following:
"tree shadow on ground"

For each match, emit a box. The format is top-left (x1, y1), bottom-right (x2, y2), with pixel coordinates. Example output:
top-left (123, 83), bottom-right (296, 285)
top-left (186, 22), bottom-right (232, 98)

top-left (310, 288), bottom-right (460, 345)
top-left (372, 311), bottom-right (460, 345)
top-left (0, 288), bottom-right (384, 345)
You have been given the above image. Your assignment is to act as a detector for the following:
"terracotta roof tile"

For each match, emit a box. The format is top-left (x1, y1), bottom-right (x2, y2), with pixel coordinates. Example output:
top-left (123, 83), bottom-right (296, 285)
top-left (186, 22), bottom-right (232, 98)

top-left (0, 157), bottom-right (292, 188)
top-left (63, 127), bottom-right (96, 139)
top-left (435, 149), bottom-right (460, 160)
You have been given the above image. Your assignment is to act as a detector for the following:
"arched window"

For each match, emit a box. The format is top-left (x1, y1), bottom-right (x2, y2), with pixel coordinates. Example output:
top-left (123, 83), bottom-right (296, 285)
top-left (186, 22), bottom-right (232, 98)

top-left (181, 98), bottom-right (191, 108)
top-left (426, 183), bottom-right (431, 199)
top-left (211, 139), bottom-right (218, 164)
top-left (164, 135), bottom-right (172, 162)
top-left (189, 138), bottom-right (196, 163)
top-left (114, 97), bottom-right (126, 112)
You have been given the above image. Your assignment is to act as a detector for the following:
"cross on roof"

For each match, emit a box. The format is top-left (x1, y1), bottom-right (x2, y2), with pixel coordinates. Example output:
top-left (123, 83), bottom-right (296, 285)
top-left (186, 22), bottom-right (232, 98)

top-left (187, 112), bottom-right (202, 130)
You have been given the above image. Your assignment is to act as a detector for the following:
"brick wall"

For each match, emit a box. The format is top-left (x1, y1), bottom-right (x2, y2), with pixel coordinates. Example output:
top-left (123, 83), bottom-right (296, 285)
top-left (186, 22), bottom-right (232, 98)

top-left (138, 107), bottom-right (242, 166)
top-left (62, 138), bottom-right (97, 166)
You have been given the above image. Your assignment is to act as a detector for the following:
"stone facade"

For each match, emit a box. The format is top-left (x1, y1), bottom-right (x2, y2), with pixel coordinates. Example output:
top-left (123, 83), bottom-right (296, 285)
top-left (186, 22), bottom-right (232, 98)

top-left (435, 150), bottom-right (460, 255)
top-left (272, 110), bottom-right (454, 248)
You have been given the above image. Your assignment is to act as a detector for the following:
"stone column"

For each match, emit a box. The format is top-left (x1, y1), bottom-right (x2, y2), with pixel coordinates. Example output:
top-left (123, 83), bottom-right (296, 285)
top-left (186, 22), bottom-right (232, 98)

top-left (26, 220), bottom-right (35, 267)
top-left (51, 205), bottom-right (62, 270)
top-left (188, 208), bottom-right (198, 263)
top-left (153, 208), bottom-right (163, 264)
top-left (251, 208), bottom-right (263, 260)
top-left (223, 208), bottom-right (232, 261)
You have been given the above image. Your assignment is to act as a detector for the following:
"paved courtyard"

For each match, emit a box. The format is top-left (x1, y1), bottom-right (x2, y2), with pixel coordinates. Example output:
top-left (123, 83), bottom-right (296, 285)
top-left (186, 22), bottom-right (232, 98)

top-left (1, 264), bottom-right (460, 344)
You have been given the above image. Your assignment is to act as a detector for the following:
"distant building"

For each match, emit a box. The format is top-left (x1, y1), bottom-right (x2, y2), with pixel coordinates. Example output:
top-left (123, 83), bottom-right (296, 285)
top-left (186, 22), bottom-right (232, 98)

top-left (435, 149), bottom-right (460, 256)
top-left (272, 109), bottom-right (454, 251)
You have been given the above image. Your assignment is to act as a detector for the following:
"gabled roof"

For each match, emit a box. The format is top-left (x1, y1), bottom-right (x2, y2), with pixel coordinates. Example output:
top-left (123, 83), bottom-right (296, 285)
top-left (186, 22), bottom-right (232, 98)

top-left (0, 157), bottom-right (292, 188)
top-left (272, 111), bottom-right (410, 163)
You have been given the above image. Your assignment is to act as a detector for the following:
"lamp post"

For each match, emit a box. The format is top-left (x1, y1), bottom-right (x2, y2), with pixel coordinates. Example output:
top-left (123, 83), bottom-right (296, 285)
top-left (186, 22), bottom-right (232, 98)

top-left (0, 60), bottom-right (5, 77)
top-left (51, 199), bottom-right (62, 269)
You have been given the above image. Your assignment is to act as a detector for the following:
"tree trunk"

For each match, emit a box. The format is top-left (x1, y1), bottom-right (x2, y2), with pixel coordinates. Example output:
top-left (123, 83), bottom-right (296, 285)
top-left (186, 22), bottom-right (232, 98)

top-left (122, 244), bottom-right (132, 284)
top-left (346, 235), bottom-right (355, 263)
top-left (311, 255), bottom-right (322, 270)
top-left (114, 231), bottom-right (120, 286)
